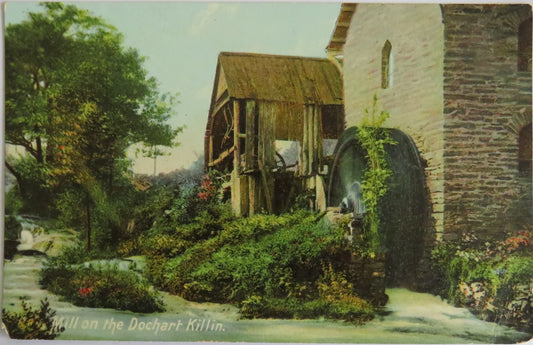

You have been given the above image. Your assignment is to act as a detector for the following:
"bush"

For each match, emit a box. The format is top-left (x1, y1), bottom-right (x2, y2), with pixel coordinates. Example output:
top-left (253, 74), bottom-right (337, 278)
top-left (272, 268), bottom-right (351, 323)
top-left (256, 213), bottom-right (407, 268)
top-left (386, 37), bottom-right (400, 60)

top-left (121, 172), bottom-right (234, 259)
top-left (4, 215), bottom-right (22, 241)
top-left (5, 188), bottom-right (23, 215)
top-left (431, 230), bottom-right (533, 332)
top-left (41, 260), bottom-right (164, 313)
top-left (2, 298), bottom-right (64, 339)
top-left (6, 157), bottom-right (56, 217)
top-left (149, 209), bottom-right (375, 324)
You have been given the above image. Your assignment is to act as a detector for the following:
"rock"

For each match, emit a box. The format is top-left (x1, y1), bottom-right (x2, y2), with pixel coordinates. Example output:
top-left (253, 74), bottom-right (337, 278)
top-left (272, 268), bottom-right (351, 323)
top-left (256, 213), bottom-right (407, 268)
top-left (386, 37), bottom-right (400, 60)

top-left (32, 240), bottom-right (54, 254)
top-left (16, 249), bottom-right (47, 257)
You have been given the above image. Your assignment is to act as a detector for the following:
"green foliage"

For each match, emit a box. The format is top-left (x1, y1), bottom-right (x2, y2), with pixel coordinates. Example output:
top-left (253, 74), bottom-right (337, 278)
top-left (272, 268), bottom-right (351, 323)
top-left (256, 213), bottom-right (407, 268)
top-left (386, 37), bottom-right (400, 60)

top-left (431, 230), bottom-right (533, 331)
top-left (5, 2), bottom-right (182, 250)
top-left (2, 298), bottom-right (64, 339)
top-left (357, 95), bottom-right (396, 254)
top-left (54, 174), bottom-right (144, 252)
top-left (5, 157), bottom-right (56, 216)
top-left (40, 259), bottom-right (164, 313)
top-left (4, 216), bottom-right (22, 241)
top-left (146, 209), bottom-right (375, 323)
top-left (5, 187), bottom-right (24, 216)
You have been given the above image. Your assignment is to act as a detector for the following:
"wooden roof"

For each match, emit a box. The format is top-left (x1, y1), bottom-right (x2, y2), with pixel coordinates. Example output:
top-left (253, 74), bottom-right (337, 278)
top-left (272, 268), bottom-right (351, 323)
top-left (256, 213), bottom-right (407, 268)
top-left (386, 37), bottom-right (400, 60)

top-left (215, 52), bottom-right (343, 105)
top-left (326, 3), bottom-right (357, 52)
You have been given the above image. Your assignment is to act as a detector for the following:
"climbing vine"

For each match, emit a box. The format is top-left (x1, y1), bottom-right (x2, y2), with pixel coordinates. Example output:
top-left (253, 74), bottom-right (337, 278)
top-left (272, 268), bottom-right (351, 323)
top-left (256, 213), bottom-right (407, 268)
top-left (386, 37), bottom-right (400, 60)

top-left (357, 95), bottom-right (396, 254)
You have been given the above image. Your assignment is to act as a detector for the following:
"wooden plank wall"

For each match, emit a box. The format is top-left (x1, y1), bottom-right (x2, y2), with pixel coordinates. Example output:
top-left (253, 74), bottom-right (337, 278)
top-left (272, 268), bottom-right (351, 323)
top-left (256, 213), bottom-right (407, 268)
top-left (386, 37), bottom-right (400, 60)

top-left (299, 105), bottom-right (323, 176)
top-left (231, 100), bottom-right (249, 217)
top-left (258, 102), bottom-right (276, 213)
top-left (231, 100), bottom-right (327, 216)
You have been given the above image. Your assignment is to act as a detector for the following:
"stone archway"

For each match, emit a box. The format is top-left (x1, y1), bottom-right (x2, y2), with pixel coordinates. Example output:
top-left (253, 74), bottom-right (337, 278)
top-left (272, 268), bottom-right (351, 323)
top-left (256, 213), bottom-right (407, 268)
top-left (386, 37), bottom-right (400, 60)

top-left (328, 127), bottom-right (431, 287)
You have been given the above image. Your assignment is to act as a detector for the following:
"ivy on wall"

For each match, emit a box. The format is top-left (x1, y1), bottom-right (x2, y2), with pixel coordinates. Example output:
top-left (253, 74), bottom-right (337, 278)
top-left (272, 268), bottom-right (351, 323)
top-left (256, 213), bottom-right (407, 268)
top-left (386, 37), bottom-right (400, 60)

top-left (357, 95), bottom-right (396, 255)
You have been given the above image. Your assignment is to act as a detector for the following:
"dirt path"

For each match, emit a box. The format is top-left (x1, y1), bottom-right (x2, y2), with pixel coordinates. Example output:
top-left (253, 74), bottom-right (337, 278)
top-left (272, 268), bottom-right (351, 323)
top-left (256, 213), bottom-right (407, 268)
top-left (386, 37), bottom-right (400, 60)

top-left (2, 254), bottom-right (531, 343)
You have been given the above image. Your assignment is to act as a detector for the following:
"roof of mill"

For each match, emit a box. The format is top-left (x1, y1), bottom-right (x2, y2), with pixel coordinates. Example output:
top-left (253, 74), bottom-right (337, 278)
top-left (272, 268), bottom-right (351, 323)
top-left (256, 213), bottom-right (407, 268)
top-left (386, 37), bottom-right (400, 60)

top-left (217, 52), bottom-right (343, 105)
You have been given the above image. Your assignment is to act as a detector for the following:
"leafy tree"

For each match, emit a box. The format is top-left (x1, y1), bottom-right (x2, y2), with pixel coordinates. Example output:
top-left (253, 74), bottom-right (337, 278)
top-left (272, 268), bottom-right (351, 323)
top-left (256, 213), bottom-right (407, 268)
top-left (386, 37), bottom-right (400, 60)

top-left (5, 3), bottom-right (181, 248)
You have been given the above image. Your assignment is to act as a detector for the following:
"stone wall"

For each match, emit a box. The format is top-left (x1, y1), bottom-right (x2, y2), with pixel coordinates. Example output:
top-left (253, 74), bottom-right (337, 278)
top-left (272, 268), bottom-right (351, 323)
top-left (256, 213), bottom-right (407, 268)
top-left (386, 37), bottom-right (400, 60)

top-left (343, 3), bottom-right (445, 237)
top-left (442, 4), bottom-right (532, 240)
top-left (343, 4), bottom-right (532, 243)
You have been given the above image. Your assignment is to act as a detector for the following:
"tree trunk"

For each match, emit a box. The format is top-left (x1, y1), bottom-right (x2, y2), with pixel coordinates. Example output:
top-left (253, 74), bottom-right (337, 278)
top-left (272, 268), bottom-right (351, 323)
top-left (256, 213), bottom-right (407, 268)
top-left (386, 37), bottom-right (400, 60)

top-left (35, 137), bottom-right (44, 163)
top-left (45, 141), bottom-right (55, 163)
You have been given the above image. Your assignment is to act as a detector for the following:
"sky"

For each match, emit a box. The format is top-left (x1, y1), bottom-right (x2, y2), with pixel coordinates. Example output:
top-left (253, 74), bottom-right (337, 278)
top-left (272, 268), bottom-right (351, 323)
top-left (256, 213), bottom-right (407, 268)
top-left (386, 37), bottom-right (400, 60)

top-left (4, 1), bottom-right (342, 175)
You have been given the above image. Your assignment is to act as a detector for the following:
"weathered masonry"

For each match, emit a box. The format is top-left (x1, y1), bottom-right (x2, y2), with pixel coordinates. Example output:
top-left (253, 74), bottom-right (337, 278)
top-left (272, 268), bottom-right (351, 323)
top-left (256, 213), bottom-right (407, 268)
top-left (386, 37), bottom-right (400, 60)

top-left (329, 3), bottom-right (532, 240)
top-left (205, 52), bottom-right (344, 216)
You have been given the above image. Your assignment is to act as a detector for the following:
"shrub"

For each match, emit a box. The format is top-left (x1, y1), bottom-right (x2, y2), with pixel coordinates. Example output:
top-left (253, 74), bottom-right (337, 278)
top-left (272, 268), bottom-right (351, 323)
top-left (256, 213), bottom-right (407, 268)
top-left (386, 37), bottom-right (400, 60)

top-left (4, 215), bottom-right (22, 241)
top-left (431, 230), bottom-right (533, 332)
top-left (41, 262), bottom-right (164, 313)
top-left (6, 157), bottom-right (56, 217)
top-left (2, 298), bottom-right (64, 339)
top-left (5, 188), bottom-right (23, 215)
top-left (150, 209), bottom-right (375, 324)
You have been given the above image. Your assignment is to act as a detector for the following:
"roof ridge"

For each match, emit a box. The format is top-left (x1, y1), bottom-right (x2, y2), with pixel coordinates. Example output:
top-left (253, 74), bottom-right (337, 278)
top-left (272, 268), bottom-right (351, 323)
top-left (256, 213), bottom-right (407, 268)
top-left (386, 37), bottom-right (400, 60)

top-left (219, 51), bottom-right (330, 62)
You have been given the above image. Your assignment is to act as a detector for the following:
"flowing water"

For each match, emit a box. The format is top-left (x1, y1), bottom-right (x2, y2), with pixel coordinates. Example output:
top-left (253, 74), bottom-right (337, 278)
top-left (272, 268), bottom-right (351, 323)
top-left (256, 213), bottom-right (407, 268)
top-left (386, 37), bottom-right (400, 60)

top-left (1, 221), bottom-right (532, 343)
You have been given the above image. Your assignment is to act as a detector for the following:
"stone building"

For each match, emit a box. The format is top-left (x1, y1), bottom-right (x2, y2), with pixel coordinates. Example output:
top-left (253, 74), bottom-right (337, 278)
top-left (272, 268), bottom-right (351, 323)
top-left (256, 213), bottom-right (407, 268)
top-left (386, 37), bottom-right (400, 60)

top-left (328, 3), bottom-right (532, 241)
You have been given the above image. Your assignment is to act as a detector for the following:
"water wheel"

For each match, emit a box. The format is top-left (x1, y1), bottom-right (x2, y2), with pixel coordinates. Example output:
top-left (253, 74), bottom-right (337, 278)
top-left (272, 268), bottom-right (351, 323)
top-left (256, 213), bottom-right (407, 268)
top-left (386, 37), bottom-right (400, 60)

top-left (327, 126), bottom-right (430, 288)
top-left (328, 127), bottom-right (367, 213)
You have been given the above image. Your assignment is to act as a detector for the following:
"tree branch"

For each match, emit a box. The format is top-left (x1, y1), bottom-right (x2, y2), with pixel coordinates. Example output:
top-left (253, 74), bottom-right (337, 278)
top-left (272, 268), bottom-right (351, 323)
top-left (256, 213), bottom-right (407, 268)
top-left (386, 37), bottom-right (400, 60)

top-left (6, 137), bottom-right (39, 161)
top-left (5, 160), bottom-right (26, 196)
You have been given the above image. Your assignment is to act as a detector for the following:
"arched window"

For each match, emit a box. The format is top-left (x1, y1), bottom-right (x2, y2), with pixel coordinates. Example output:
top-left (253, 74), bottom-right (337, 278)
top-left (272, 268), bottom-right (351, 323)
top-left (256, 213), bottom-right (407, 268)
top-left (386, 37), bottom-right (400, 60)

top-left (381, 40), bottom-right (392, 89)
top-left (518, 18), bottom-right (532, 72)
top-left (518, 123), bottom-right (532, 178)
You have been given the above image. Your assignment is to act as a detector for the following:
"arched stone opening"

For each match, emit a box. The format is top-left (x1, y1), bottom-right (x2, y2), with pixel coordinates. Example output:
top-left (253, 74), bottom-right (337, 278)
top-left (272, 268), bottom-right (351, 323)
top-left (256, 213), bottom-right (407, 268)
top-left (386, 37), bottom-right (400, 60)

top-left (328, 127), bottom-right (431, 287)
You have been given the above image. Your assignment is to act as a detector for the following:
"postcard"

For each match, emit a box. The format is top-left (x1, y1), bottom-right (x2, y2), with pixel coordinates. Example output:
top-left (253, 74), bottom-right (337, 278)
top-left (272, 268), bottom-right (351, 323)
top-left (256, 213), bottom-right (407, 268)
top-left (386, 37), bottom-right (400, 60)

top-left (2, 1), bottom-right (532, 344)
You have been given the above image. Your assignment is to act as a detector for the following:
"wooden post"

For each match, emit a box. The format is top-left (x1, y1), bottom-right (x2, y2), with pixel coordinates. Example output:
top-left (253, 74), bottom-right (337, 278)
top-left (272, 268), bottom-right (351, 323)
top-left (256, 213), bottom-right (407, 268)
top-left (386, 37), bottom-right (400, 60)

top-left (249, 176), bottom-right (257, 216)
top-left (245, 100), bottom-right (258, 214)
top-left (300, 105), bottom-right (310, 176)
top-left (245, 100), bottom-right (256, 171)
top-left (258, 102), bottom-right (275, 214)
top-left (313, 105), bottom-right (322, 173)
top-left (233, 100), bottom-right (241, 173)
top-left (231, 100), bottom-right (242, 216)
top-left (208, 136), bottom-right (214, 166)
top-left (309, 105), bottom-right (315, 174)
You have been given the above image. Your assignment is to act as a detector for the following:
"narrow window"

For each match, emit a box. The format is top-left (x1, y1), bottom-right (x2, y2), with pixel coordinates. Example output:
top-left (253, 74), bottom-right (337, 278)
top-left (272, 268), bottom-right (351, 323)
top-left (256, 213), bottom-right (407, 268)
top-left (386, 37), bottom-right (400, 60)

top-left (518, 18), bottom-right (532, 72)
top-left (518, 123), bottom-right (532, 178)
top-left (382, 40), bottom-right (392, 89)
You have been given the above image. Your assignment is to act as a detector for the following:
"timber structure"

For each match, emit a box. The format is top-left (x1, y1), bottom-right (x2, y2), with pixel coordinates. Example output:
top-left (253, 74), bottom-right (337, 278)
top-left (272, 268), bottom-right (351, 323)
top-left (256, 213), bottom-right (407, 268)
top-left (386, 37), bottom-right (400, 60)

top-left (205, 52), bottom-right (344, 216)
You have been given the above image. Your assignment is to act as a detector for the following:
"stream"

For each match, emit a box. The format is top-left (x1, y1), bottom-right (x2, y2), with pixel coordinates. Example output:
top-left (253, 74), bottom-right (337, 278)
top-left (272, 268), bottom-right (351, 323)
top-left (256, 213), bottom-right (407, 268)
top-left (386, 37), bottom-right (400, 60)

top-left (2, 220), bottom-right (532, 343)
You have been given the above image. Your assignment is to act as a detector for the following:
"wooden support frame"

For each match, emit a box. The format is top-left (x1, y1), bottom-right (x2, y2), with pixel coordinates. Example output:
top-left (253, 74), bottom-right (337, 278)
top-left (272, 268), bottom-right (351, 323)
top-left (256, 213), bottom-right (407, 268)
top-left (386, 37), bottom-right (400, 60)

top-left (209, 146), bottom-right (235, 167)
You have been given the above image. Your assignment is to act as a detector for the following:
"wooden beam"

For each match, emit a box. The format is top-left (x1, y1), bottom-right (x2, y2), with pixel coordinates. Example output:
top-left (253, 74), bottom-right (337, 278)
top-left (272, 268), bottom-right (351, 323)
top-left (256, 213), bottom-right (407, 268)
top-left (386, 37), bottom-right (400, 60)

top-left (208, 136), bottom-right (214, 165)
top-left (209, 146), bottom-right (235, 167)
top-left (212, 93), bottom-right (231, 121)
top-left (245, 100), bottom-right (257, 170)
top-left (233, 100), bottom-right (241, 174)
top-left (313, 105), bottom-right (321, 172)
